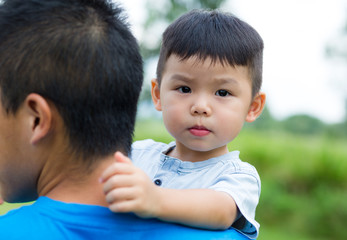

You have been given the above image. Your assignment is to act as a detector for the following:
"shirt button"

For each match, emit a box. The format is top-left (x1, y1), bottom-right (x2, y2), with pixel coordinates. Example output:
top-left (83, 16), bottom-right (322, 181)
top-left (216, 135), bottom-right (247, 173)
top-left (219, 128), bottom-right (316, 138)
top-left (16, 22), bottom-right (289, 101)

top-left (154, 179), bottom-right (162, 186)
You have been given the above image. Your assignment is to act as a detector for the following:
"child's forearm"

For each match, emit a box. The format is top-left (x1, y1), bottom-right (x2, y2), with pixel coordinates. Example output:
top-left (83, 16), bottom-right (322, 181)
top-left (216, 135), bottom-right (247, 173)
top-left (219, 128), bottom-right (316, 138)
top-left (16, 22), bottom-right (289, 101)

top-left (101, 152), bottom-right (237, 229)
top-left (154, 188), bottom-right (238, 230)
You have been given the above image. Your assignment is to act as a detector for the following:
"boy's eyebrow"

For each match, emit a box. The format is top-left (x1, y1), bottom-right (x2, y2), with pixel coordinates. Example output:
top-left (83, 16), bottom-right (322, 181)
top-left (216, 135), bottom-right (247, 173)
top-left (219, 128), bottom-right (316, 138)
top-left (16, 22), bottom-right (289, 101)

top-left (213, 77), bottom-right (240, 86)
top-left (170, 74), bottom-right (193, 82)
top-left (170, 74), bottom-right (241, 87)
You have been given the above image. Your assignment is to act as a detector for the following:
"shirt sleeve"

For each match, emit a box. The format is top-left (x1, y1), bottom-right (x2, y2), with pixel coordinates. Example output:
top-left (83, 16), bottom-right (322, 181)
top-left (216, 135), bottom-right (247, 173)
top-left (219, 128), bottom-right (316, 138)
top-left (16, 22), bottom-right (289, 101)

top-left (209, 167), bottom-right (260, 239)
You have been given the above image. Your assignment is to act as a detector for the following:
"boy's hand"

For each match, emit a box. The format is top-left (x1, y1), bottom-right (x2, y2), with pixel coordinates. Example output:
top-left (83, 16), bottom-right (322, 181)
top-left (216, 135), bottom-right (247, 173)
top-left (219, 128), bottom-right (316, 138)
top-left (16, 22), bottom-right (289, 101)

top-left (100, 152), bottom-right (161, 218)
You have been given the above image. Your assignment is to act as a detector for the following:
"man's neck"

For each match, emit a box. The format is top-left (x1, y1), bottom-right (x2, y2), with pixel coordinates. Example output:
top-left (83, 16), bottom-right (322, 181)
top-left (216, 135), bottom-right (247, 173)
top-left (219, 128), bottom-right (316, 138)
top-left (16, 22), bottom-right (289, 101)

top-left (38, 156), bottom-right (115, 206)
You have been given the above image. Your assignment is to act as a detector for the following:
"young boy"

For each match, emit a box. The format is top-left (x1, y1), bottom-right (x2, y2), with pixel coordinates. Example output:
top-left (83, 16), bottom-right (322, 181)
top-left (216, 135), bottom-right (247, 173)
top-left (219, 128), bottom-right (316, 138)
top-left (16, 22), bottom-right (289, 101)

top-left (101, 9), bottom-right (265, 239)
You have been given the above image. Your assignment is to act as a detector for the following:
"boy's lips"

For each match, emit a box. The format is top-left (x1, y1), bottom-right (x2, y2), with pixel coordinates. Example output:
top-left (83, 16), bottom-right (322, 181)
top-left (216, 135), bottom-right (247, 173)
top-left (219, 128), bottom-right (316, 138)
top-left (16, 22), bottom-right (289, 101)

top-left (189, 125), bottom-right (211, 137)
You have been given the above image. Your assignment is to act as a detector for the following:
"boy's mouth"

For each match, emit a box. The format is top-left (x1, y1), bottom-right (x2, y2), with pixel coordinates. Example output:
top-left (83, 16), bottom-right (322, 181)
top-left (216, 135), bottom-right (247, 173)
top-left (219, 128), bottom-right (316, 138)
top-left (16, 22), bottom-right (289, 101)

top-left (189, 125), bottom-right (211, 137)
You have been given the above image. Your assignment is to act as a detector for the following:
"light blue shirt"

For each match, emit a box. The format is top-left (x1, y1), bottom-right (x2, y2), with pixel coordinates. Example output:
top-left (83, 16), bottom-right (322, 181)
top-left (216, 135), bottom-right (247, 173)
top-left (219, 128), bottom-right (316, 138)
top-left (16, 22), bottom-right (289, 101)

top-left (131, 139), bottom-right (261, 239)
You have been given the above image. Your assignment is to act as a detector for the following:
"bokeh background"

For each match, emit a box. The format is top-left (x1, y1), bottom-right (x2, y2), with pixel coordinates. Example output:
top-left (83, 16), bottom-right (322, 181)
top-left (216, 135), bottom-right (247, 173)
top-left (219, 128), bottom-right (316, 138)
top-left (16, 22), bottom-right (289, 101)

top-left (1, 0), bottom-right (346, 239)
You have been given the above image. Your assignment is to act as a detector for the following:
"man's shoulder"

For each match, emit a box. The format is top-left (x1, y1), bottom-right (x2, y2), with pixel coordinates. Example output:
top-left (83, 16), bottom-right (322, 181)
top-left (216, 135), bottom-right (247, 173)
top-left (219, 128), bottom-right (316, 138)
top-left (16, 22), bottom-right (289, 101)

top-left (0, 198), bottom-right (86, 239)
top-left (145, 223), bottom-right (251, 240)
top-left (0, 207), bottom-right (23, 224)
top-left (0, 205), bottom-right (44, 238)
top-left (0, 204), bottom-right (35, 223)
top-left (0, 202), bottom-right (251, 240)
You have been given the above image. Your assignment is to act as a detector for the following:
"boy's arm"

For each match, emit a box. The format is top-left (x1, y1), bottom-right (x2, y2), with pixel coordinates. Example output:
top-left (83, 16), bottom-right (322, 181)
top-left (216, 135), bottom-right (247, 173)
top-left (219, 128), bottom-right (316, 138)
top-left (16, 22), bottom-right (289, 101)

top-left (153, 187), bottom-right (237, 230)
top-left (100, 152), bottom-right (238, 230)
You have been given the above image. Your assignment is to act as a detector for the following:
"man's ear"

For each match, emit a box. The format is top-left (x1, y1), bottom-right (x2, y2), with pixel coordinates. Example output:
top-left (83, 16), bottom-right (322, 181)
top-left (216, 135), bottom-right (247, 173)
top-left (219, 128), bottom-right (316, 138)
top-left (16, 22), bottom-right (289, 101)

top-left (24, 93), bottom-right (53, 145)
top-left (246, 92), bottom-right (266, 123)
top-left (151, 78), bottom-right (162, 111)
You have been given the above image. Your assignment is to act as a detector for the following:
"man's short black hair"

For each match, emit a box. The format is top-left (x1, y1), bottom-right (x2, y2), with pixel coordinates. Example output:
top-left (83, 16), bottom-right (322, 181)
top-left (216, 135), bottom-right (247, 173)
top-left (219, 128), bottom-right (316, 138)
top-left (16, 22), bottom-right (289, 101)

top-left (157, 9), bottom-right (263, 97)
top-left (0, 0), bottom-right (143, 162)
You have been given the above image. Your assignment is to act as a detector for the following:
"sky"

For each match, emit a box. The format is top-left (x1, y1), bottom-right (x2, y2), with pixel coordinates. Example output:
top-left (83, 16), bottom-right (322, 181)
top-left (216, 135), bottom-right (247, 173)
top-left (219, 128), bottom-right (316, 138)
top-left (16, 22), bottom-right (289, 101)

top-left (119, 0), bottom-right (347, 123)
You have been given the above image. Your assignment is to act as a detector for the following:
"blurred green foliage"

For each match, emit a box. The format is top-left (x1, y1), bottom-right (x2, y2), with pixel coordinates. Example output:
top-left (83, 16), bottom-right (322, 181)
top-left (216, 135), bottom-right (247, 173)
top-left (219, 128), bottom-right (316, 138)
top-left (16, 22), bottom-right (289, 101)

top-left (247, 106), bottom-right (347, 139)
top-left (134, 120), bottom-right (347, 240)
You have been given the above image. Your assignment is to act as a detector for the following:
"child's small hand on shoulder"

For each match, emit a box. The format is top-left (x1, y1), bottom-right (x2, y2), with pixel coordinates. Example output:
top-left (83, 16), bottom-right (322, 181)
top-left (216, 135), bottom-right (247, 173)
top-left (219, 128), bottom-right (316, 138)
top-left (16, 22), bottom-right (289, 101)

top-left (100, 152), bottom-right (162, 218)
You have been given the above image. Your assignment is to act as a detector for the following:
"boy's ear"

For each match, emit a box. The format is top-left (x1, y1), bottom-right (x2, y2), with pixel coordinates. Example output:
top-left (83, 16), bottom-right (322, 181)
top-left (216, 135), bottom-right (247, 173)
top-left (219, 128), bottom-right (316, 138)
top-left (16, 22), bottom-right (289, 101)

top-left (24, 93), bottom-right (53, 145)
top-left (151, 78), bottom-right (162, 111)
top-left (246, 92), bottom-right (266, 123)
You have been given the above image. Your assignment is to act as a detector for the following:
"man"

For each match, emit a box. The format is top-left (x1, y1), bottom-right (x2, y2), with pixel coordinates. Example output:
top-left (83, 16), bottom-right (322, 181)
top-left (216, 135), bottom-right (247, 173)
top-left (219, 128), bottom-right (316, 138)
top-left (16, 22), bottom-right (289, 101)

top-left (0, 0), bottom-right (249, 239)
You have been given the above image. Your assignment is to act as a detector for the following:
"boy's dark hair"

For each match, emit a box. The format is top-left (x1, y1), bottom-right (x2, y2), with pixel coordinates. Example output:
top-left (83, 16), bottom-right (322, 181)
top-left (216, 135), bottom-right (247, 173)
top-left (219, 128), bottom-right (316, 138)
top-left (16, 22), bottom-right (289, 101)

top-left (157, 9), bottom-right (263, 97)
top-left (0, 0), bottom-right (143, 162)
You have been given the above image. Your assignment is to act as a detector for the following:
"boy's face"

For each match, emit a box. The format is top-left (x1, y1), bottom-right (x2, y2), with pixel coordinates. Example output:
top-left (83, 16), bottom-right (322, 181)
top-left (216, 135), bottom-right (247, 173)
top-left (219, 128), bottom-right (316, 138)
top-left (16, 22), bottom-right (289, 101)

top-left (152, 55), bottom-right (264, 159)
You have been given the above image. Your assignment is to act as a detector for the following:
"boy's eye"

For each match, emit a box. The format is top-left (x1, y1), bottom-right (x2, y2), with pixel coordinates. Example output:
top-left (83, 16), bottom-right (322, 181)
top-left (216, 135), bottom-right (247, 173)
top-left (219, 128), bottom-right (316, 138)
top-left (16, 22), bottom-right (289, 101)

top-left (178, 86), bottom-right (191, 93)
top-left (215, 89), bottom-right (230, 97)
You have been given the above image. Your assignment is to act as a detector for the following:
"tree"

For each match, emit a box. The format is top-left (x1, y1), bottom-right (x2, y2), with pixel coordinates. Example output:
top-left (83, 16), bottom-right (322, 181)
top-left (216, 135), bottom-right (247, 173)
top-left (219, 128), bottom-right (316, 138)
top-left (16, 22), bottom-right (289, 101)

top-left (281, 114), bottom-right (325, 135)
top-left (245, 106), bottom-right (278, 131)
top-left (326, 6), bottom-right (347, 124)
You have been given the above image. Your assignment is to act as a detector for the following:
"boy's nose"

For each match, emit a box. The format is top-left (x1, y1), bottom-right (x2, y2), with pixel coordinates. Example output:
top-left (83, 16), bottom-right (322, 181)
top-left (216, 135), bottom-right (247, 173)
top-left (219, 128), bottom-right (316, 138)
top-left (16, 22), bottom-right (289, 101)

top-left (190, 98), bottom-right (212, 116)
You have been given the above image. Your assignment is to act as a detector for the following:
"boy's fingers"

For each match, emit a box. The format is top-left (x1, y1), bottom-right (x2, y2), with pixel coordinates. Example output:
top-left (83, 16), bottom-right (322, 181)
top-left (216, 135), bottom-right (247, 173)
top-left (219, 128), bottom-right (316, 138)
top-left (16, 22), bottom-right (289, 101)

top-left (100, 162), bottom-right (133, 183)
top-left (99, 152), bottom-right (133, 183)
top-left (105, 187), bottom-right (137, 204)
top-left (114, 151), bottom-right (132, 164)
top-left (103, 174), bottom-right (136, 193)
top-left (109, 199), bottom-right (138, 213)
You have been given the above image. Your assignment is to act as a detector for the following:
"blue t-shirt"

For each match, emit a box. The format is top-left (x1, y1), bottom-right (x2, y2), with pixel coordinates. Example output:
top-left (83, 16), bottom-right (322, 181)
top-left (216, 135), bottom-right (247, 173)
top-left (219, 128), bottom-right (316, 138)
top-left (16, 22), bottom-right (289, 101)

top-left (0, 197), bottom-right (250, 240)
top-left (131, 140), bottom-right (261, 239)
